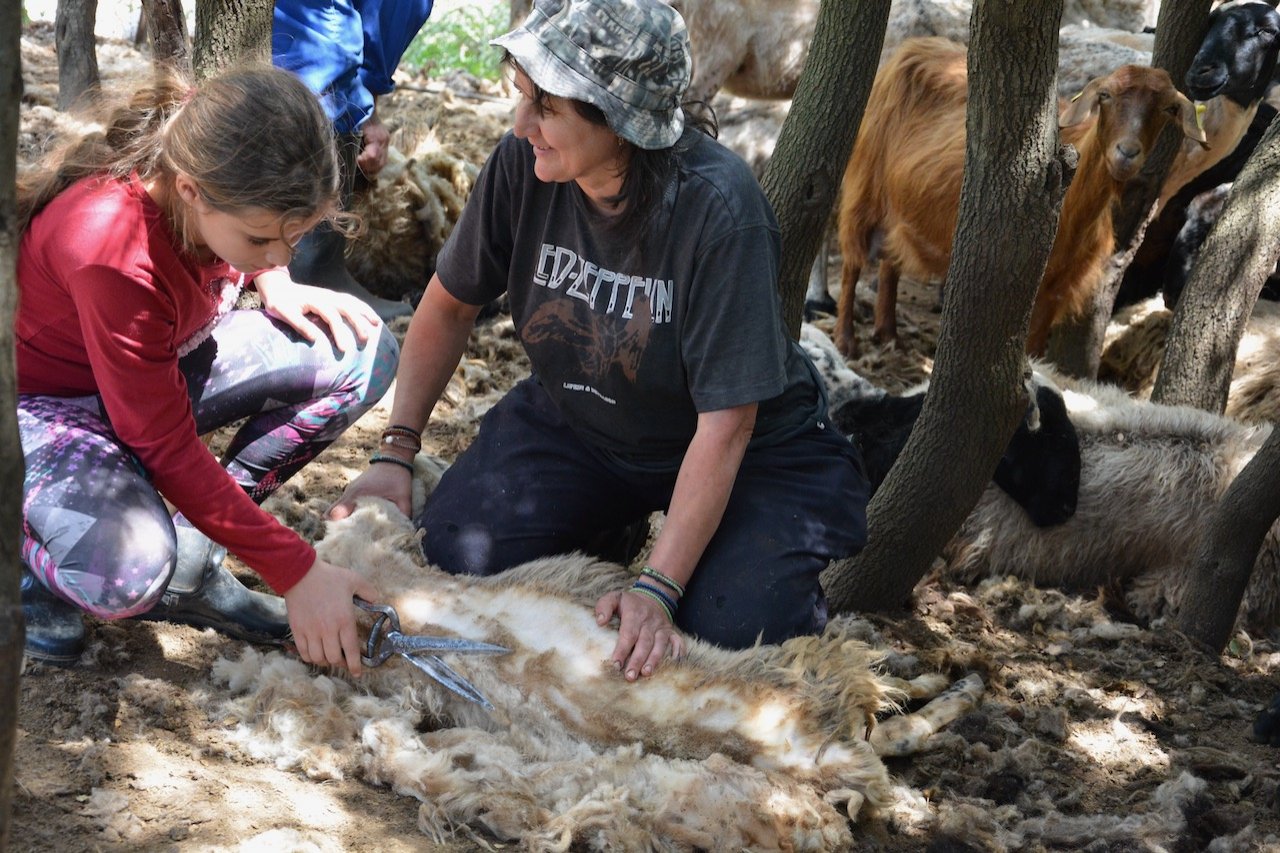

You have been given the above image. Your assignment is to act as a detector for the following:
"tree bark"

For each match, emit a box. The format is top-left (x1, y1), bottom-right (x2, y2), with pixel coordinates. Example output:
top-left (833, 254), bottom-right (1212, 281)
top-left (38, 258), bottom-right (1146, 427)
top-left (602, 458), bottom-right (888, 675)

top-left (1173, 426), bottom-right (1280, 652)
top-left (1045, 0), bottom-right (1213, 378)
top-left (761, 0), bottom-right (890, 337)
top-left (55, 0), bottom-right (100, 111)
top-left (143, 0), bottom-right (191, 75)
top-left (193, 0), bottom-right (272, 79)
top-left (0, 0), bottom-right (24, 843)
top-left (1151, 118), bottom-right (1280, 411)
top-left (511, 0), bottom-right (532, 29)
top-left (823, 0), bottom-right (1067, 614)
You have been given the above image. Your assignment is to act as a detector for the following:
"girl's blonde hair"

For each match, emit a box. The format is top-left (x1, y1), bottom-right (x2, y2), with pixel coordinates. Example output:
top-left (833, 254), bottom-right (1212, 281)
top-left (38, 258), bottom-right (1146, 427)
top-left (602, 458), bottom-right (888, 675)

top-left (18, 65), bottom-right (357, 246)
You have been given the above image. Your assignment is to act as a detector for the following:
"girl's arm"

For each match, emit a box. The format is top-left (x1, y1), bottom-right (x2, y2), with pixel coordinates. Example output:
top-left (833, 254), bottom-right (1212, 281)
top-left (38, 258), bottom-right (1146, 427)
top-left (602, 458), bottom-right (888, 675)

top-left (594, 402), bottom-right (758, 680)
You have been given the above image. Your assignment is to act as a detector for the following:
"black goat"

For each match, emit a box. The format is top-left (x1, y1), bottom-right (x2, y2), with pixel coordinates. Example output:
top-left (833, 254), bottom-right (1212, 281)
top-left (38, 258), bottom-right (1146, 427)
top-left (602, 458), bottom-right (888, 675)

top-left (1118, 0), bottom-right (1280, 308)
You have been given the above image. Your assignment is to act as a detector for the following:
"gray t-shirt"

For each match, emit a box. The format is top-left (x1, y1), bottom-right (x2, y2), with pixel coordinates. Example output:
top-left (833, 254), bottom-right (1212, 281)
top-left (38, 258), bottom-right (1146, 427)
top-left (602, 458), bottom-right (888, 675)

top-left (436, 128), bottom-right (823, 472)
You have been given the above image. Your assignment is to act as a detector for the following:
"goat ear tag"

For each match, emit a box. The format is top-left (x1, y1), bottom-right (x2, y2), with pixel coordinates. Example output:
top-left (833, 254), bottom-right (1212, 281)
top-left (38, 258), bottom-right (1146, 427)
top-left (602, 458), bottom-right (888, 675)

top-left (1194, 102), bottom-right (1207, 132)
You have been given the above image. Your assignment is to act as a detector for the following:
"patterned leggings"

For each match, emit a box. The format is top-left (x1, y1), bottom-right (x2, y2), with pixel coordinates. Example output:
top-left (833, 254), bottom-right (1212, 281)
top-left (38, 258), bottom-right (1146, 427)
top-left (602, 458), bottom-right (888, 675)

top-left (19, 310), bottom-right (399, 619)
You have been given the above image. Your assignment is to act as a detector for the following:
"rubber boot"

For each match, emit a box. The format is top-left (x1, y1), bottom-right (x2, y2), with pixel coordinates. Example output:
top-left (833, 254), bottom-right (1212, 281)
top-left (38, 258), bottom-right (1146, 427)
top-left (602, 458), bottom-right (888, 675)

top-left (289, 224), bottom-right (413, 322)
top-left (139, 525), bottom-right (291, 645)
top-left (289, 132), bottom-right (413, 322)
top-left (20, 568), bottom-right (86, 665)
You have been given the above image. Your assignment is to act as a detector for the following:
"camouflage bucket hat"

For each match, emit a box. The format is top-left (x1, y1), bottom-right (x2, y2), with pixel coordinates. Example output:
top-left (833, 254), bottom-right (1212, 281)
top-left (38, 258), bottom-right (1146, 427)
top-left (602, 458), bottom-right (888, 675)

top-left (491, 0), bottom-right (692, 150)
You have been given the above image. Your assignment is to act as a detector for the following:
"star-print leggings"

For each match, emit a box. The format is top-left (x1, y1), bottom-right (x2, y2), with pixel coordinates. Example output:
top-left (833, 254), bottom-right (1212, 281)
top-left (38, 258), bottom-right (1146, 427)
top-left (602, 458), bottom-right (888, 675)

top-left (18, 309), bottom-right (399, 619)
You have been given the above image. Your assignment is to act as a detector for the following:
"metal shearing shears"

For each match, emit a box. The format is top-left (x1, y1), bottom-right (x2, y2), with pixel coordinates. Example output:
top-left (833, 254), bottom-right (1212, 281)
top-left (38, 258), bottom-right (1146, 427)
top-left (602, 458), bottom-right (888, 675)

top-left (355, 597), bottom-right (510, 711)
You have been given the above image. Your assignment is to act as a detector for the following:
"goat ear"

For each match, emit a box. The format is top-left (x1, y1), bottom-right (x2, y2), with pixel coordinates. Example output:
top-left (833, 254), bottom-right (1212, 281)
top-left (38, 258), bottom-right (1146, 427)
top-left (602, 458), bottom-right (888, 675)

top-left (1175, 93), bottom-right (1209, 145)
top-left (1059, 78), bottom-right (1102, 128)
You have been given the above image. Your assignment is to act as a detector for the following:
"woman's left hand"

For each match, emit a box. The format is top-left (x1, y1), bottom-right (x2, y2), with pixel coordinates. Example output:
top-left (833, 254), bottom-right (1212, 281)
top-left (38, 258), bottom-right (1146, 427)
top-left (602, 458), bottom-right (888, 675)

top-left (595, 587), bottom-right (686, 681)
top-left (255, 268), bottom-right (382, 354)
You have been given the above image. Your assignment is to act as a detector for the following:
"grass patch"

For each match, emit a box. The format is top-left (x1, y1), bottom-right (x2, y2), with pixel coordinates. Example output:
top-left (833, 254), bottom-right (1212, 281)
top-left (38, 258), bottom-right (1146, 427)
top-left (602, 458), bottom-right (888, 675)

top-left (401, 2), bottom-right (509, 81)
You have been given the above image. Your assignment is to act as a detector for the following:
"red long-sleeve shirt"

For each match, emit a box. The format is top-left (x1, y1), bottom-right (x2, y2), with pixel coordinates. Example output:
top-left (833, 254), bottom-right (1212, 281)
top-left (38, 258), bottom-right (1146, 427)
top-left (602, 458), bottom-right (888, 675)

top-left (16, 174), bottom-right (314, 593)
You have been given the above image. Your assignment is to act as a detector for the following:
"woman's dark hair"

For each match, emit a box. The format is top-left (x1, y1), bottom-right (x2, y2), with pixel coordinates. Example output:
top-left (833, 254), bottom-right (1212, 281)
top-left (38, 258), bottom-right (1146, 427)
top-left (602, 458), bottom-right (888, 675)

top-left (505, 57), bottom-right (717, 243)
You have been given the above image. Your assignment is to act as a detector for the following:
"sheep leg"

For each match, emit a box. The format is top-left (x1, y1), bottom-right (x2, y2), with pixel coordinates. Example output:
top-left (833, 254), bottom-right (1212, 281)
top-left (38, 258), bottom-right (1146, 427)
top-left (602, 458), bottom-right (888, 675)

top-left (871, 257), bottom-right (901, 346)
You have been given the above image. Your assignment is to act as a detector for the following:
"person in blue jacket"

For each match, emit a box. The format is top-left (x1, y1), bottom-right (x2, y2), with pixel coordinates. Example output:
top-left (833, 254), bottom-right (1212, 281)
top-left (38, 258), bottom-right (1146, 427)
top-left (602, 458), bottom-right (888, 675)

top-left (273, 0), bottom-right (436, 321)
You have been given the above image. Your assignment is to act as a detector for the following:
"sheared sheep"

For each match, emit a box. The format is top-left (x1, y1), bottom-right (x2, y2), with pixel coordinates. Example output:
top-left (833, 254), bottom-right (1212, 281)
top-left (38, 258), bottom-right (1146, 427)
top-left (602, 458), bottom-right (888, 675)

top-left (834, 37), bottom-right (1204, 357)
top-left (210, 495), bottom-right (982, 850)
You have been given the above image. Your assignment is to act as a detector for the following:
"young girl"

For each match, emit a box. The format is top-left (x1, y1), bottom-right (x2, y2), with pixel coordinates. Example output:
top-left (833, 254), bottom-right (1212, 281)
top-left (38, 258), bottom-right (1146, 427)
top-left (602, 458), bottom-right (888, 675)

top-left (17, 66), bottom-right (398, 673)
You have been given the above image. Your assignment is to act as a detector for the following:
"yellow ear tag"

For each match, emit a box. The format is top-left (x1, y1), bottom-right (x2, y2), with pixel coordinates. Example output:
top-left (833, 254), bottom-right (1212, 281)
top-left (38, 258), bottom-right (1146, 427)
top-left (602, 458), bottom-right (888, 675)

top-left (1195, 101), bottom-right (1207, 132)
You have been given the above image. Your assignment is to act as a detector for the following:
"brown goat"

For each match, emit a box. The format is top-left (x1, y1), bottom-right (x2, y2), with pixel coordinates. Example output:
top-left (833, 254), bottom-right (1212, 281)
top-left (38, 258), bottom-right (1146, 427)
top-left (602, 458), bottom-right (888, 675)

top-left (834, 37), bottom-right (1205, 358)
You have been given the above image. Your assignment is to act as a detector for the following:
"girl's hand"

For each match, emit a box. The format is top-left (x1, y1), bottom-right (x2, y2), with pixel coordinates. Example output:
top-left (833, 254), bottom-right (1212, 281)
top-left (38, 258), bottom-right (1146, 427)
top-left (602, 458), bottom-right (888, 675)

top-left (595, 588), bottom-right (685, 682)
top-left (255, 268), bottom-right (382, 354)
top-left (328, 461), bottom-right (414, 521)
top-left (284, 557), bottom-right (381, 675)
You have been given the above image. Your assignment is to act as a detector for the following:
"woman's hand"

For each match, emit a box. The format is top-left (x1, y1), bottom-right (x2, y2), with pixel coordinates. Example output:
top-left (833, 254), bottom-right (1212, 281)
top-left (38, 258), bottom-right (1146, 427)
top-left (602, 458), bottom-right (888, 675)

top-left (284, 557), bottom-right (381, 675)
top-left (255, 268), bottom-right (382, 354)
top-left (328, 461), bottom-right (414, 520)
top-left (595, 587), bottom-right (686, 681)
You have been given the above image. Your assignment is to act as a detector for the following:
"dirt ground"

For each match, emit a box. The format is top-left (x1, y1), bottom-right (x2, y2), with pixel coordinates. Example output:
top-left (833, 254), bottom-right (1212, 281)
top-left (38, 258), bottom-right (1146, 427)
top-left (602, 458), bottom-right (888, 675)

top-left (13, 24), bottom-right (1280, 853)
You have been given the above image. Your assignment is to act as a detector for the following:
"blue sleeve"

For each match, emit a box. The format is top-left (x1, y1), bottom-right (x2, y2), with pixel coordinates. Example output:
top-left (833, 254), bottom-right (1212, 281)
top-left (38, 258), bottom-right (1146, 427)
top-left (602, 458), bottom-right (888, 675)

top-left (272, 0), bottom-right (432, 134)
top-left (357, 0), bottom-right (435, 98)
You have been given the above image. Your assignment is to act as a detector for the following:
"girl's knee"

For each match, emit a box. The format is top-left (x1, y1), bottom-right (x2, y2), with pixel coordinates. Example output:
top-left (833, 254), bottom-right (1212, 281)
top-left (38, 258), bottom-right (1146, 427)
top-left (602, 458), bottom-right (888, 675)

top-left (37, 517), bottom-right (176, 620)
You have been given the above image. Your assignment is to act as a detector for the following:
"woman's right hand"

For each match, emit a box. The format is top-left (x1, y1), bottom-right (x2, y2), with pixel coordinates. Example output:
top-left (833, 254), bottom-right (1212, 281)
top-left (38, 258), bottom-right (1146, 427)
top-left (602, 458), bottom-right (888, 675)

top-left (284, 557), bottom-right (381, 675)
top-left (328, 461), bottom-right (414, 520)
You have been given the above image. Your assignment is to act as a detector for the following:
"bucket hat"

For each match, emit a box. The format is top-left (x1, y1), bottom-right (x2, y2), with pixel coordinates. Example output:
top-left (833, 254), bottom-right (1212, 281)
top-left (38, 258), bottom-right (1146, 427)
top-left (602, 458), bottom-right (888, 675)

top-left (491, 0), bottom-right (692, 150)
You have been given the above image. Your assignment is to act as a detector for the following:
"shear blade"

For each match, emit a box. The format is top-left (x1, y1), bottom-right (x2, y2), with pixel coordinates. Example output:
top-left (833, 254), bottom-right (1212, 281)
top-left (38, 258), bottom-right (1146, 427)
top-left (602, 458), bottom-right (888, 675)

top-left (401, 652), bottom-right (496, 711)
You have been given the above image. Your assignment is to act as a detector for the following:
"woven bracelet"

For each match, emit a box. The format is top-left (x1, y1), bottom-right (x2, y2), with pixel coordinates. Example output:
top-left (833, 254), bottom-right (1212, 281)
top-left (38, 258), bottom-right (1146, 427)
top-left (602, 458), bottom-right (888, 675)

top-left (369, 452), bottom-right (415, 474)
top-left (629, 582), bottom-right (677, 622)
top-left (385, 423), bottom-right (422, 437)
top-left (380, 433), bottom-right (422, 452)
top-left (641, 565), bottom-right (685, 598)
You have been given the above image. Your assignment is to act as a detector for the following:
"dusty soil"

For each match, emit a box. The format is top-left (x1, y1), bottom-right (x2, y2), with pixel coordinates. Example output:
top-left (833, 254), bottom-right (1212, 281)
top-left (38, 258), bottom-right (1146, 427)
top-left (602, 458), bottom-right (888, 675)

top-left (13, 24), bottom-right (1280, 853)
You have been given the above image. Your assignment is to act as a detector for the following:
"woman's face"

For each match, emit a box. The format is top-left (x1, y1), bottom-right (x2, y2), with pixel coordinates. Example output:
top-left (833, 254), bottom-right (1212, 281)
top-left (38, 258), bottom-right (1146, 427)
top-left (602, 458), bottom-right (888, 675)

top-left (510, 69), bottom-right (627, 206)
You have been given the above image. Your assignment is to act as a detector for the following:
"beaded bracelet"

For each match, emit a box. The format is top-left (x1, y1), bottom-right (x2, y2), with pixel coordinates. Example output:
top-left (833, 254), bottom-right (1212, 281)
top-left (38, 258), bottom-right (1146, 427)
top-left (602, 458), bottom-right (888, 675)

top-left (641, 565), bottom-right (685, 598)
top-left (629, 581), bottom-right (677, 623)
top-left (384, 424), bottom-right (423, 438)
top-left (369, 452), bottom-right (415, 473)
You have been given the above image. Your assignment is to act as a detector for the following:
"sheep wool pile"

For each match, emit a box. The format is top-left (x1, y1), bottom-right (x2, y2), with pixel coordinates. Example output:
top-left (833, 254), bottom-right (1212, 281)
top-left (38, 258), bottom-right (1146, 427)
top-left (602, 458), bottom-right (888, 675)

top-left (210, 498), bottom-right (978, 851)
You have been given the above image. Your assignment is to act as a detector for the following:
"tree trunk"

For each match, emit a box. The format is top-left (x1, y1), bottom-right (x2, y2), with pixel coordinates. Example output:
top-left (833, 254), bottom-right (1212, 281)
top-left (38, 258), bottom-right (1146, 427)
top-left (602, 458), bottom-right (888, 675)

top-left (1044, 0), bottom-right (1213, 378)
top-left (143, 0), bottom-right (191, 75)
top-left (0, 0), bottom-right (24, 843)
top-left (55, 0), bottom-right (100, 110)
top-left (1173, 425), bottom-right (1280, 652)
top-left (193, 0), bottom-right (272, 79)
top-left (823, 0), bottom-right (1068, 614)
top-left (761, 0), bottom-right (890, 337)
top-left (1151, 118), bottom-right (1280, 411)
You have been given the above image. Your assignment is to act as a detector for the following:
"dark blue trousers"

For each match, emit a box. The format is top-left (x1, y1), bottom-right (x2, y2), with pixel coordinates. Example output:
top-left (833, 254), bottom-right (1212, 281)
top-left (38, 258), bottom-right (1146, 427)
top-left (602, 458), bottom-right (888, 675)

top-left (418, 378), bottom-right (869, 650)
top-left (419, 376), bottom-right (870, 648)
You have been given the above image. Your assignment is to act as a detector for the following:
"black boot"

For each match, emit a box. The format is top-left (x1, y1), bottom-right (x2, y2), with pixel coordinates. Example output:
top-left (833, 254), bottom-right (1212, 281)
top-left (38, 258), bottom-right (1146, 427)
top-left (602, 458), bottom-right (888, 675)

top-left (139, 525), bottom-right (291, 645)
top-left (289, 131), bottom-right (413, 323)
top-left (20, 569), bottom-right (86, 665)
top-left (288, 225), bottom-right (414, 322)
